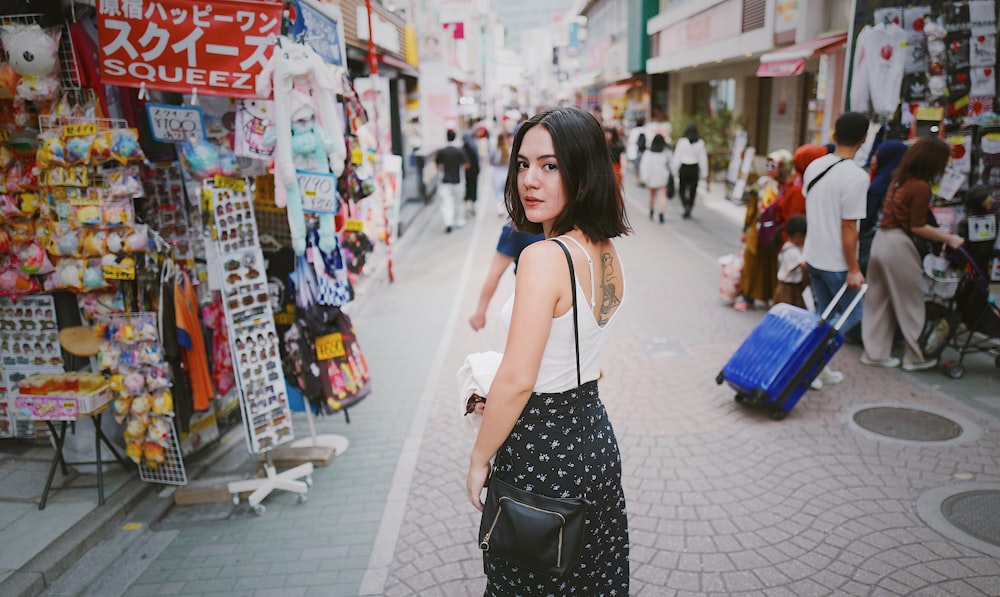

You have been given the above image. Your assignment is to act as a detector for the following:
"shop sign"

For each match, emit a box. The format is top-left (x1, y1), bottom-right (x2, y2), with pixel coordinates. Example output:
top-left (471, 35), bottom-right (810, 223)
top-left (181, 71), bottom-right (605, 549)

top-left (97, 0), bottom-right (283, 98)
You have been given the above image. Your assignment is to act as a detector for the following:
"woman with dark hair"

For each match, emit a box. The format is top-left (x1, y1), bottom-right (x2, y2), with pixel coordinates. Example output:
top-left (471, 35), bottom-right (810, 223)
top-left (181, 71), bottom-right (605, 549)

top-left (467, 107), bottom-right (631, 595)
top-left (860, 137), bottom-right (964, 372)
top-left (671, 123), bottom-right (709, 218)
top-left (604, 126), bottom-right (626, 183)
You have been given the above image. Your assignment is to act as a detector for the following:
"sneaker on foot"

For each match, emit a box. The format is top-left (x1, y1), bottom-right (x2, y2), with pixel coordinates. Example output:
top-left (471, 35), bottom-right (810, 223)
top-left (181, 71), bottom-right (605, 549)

top-left (659, 213), bottom-right (665, 224)
top-left (860, 354), bottom-right (901, 368)
top-left (733, 298), bottom-right (748, 311)
top-left (810, 378), bottom-right (823, 390)
top-left (445, 225), bottom-right (452, 233)
top-left (818, 367), bottom-right (844, 385)
top-left (902, 358), bottom-right (938, 372)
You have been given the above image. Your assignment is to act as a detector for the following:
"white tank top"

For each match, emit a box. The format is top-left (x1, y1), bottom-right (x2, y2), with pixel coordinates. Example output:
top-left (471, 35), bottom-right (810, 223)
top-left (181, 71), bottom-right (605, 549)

top-left (500, 236), bottom-right (625, 393)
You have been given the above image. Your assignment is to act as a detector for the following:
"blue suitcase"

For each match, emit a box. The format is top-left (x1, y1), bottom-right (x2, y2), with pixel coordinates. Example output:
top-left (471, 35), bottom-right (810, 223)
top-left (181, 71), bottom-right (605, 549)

top-left (716, 284), bottom-right (867, 420)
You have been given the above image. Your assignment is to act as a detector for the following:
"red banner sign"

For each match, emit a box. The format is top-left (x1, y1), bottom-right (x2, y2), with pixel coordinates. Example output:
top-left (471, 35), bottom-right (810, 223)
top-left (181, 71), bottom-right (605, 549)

top-left (97, 0), bottom-right (282, 98)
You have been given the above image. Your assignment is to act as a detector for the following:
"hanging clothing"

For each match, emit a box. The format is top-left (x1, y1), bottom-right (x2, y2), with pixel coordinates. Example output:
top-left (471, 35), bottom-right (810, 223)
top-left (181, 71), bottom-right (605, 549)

top-left (174, 271), bottom-right (214, 412)
top-left (159, 269), bottom-right (194, 432)
top-left (201, 297), bottom-right (235, 396)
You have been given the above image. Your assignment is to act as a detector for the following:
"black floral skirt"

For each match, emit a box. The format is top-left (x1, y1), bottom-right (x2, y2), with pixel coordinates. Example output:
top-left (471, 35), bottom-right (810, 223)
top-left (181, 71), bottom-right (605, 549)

top-left (485, 380), bottom-right (629, 596)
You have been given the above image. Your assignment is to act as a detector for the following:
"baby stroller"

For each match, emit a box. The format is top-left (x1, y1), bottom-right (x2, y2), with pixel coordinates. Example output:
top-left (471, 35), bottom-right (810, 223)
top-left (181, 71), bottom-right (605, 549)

top-left (923, 245), bottom-right (1000, 379)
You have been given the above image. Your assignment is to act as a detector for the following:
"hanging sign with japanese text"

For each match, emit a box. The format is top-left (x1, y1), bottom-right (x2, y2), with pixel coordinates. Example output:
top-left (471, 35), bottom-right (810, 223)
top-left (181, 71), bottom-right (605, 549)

top-left (146, 103), bottom-right (206, 142)
top-left (97, 0), bottom-right (282, 98)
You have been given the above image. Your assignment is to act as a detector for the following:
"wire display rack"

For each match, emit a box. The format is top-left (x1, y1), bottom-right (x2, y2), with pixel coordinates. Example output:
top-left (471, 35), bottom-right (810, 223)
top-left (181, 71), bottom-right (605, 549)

top-left (138, 417), bottom-right (188, 486)
top-left (0, 13), bottom-right (81, 90)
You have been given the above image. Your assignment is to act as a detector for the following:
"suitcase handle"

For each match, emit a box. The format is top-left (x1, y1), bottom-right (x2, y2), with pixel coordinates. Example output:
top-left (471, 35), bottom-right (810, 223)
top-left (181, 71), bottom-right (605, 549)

top-left (824, 283), bottom-right (868, 331)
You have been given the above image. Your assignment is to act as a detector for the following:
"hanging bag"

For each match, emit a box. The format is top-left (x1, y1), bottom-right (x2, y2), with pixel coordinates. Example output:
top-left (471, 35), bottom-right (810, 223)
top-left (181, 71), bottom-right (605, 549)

top-left (477, 238), bottom-right (589, 577)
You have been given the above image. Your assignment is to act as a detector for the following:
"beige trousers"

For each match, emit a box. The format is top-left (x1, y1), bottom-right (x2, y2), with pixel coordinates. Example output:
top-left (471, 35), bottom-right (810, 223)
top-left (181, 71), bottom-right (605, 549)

top-left (861, 228), bottom-right (927, 364)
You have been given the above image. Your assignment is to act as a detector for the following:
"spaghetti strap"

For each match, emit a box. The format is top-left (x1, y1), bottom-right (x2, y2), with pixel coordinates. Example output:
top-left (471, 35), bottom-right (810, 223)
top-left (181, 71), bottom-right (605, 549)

top-left (556, 235), bottom-right (596, 309)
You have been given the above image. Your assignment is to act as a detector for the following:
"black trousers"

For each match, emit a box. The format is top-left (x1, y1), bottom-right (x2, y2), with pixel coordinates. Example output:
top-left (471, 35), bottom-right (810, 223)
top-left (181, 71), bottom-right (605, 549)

top-left (678, 163), bottom-right (700, 212)
top-left (465, 168), bottom-right (479, 202)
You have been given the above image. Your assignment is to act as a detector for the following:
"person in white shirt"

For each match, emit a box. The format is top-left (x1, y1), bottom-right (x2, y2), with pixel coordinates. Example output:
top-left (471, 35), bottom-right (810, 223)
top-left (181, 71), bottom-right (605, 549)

top-left (671, 124), bottom-right (709, 219)
top-left (802, 111), bottom-right (870, 389)
top-left (773, 214), bottom-right (809, 308)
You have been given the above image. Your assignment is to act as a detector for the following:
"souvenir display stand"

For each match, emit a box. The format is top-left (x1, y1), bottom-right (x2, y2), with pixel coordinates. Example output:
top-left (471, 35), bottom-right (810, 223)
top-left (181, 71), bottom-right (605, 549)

top-left (851, 2), bottom-right (1000, 276)
top-left (203, 177), bottom-right (312, 513)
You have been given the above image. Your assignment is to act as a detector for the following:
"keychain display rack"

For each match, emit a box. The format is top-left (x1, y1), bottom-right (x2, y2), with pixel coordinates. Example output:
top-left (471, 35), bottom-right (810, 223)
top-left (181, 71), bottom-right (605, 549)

top-left (0, 295), bottom-right (64, 438)
top-left (205, 177), bottom-right (312, 513)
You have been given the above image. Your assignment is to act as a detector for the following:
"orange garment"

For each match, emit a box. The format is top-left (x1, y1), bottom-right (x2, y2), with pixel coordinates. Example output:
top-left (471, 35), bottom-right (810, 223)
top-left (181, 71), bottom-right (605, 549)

top-left (174, 271), bottom-right (214, 411)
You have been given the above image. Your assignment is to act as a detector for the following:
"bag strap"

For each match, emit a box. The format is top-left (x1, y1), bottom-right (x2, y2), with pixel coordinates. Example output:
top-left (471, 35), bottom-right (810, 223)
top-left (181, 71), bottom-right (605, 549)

top-left (553, 238), bottom-right (588, 502)
top-left (552, 239), bottom-right (582, 386)
top-left (805, 158), bottom-right (847, 194)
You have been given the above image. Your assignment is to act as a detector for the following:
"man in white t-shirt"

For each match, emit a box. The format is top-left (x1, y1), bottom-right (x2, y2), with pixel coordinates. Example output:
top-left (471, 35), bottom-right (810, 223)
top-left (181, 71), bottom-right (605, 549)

top-left (802, 111), bottom-right (870, 389)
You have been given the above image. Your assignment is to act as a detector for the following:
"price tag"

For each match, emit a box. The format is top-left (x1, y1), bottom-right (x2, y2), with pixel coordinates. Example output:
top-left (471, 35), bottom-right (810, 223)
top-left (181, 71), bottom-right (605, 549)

top-left (213, 176), bottom-right (245, 192)
top-left (296, 170), bottom-right (340, 214)
top-left (63, 123), bottom-right (99, 137)
top-left (103, 265), bottom-right (136, 280)
top-left (315, 332), bottom-right (345, 360)
top-left (145, 103), bottom-right (206, 143)
top-left (344, 219), bottom-right (365, 232)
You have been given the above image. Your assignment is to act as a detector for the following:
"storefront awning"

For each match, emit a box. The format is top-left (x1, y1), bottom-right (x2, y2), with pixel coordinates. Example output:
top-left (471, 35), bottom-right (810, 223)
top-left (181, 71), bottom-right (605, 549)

top-left (756, 33), bottom-right (848, 77)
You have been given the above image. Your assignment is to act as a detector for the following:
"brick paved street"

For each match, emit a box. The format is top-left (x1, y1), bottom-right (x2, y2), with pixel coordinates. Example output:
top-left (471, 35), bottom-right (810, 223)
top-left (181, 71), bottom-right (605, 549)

top-left (47, 169), bottom-right (1000, 597)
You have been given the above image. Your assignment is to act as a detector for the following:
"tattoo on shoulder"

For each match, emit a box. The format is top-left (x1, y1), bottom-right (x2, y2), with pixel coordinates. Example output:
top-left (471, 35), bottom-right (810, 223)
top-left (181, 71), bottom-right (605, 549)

top-left (599, 252), bottom-right (621, 325)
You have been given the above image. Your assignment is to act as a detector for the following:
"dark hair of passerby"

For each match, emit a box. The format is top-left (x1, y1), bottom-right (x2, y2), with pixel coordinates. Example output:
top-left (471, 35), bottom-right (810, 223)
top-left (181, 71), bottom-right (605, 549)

top-left (447, 129), bottom-right (457, 142)
top-left (786, 213), bottom-right (807, 237)
top-left (833, 112), bottom-right (869, 147)
top-left (683, 124), bottom-right (699, 143)
top-left (506, 107), bottom-right (632, 240)
top-left (649, 134), bottom-right (667, 152)
top-left (893, 136), bottom-right (950, 186)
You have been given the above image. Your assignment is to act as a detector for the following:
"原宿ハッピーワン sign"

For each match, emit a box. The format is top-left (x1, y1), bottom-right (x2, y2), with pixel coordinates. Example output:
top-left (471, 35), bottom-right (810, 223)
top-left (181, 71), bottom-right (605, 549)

top-left (97, 0), bottom-right (282, 98)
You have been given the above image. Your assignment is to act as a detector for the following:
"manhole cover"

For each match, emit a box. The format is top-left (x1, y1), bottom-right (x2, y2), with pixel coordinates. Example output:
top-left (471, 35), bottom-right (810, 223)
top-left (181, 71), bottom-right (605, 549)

top-left (853, 407), bottom-right (962, 441)
top-left (941, 491), bottom-right (1000, 547)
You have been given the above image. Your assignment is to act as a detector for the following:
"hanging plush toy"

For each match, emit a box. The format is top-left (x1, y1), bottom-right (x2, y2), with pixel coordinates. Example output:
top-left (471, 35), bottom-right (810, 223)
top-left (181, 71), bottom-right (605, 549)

top-left (0, 25), bottom-right (62, 125)
top-left (264, 88), bottom-right (340, 254)
top-left (256, 36), bottom-right (347, 255)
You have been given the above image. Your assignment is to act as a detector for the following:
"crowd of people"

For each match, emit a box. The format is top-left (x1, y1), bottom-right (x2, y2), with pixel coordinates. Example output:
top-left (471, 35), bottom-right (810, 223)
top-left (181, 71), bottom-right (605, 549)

top-left (442, 108), bottom-right (987, 393)
top-left (444, 104), bottom-right (994, 593)
top-left (726, 111), bottom-right (973, 386)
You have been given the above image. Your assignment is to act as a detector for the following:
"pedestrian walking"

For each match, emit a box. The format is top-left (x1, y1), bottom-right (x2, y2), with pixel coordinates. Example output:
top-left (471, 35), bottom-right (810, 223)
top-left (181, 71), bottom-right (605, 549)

top-left (625, 117), bottom-right (647, 184)
top-left (466, 106), bottom-right (631, 595)
top-left (435, 129), bottom-right (468, 233)
top-left (468, 221), bottom-right (545, 331)
top-left (802, 111), bottom-right (870, 388)
top-left (671, 123), bottom-right (709, 218)
top-left (861, 136), bottom-right (964, 372)
top-left (463, 126), bottom-right (482, 217)
top-left (639, 133), bottom-right (673, 223)
top-left (489, 132), bottom-right (511, 216)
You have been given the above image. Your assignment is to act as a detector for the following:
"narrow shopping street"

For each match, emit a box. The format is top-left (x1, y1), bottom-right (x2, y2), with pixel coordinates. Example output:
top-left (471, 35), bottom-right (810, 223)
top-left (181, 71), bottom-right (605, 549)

top-left (22, 169), bottom-right (997, 597)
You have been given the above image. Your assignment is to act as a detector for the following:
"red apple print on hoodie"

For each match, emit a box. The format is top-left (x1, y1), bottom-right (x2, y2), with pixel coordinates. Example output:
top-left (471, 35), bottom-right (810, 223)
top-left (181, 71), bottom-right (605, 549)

top-left (913, 17), bottom-right (925, 32)
top-left (881, 45), bottom-right (893, 60)
top-left (951, 144), bottom-right (965, 159)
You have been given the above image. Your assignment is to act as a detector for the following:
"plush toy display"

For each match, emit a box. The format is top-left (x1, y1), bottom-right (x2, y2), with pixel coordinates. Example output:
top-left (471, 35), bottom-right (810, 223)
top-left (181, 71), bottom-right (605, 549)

top-left (0, 24), bottom-right (62, 125)
top-left (257, 36), bottom-right (346, 255)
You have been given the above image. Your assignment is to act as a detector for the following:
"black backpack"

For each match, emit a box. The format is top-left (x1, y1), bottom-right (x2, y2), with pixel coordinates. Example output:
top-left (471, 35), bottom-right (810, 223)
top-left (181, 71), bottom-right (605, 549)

top-left (636, 133), bottom-right (647, 152)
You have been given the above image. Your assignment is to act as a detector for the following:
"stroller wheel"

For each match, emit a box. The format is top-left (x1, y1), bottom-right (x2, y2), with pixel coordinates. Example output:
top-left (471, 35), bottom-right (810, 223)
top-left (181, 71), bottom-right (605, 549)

top-left (944, 361), bottom-right (965, 379)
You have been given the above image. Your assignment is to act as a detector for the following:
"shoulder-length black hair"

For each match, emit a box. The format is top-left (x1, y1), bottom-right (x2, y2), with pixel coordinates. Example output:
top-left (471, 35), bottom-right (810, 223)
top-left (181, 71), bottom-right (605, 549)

top-left (683, 124), bottom-right (700, 143)
top-left (505, 107), bottom-right (632, 240)
top-left (649, 134), bottom-right (667, 152)
top-left (893, 136), bottom-right (950, 186)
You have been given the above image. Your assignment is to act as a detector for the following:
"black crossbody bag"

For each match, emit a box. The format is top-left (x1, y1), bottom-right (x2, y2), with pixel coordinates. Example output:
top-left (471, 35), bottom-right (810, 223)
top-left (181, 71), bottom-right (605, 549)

top-left (477, 238), bottom-right (589, 577)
